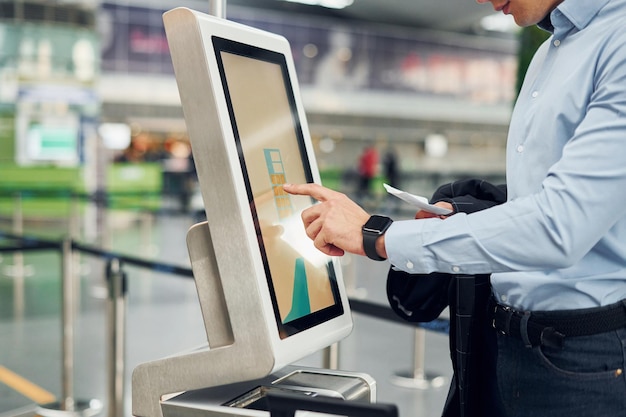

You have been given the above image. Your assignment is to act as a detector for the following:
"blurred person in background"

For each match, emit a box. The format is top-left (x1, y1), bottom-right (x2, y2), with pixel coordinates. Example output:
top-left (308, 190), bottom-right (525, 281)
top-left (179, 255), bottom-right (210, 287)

top-left (284, 0), bottom-right (626, 416)
top-left (115, 133), bottom-right (160, 163)
top-left (382, 146), bottom-right (399, 188)
top-left (382, 145), bottom-right (401, 213)
top-left (356, 143), bottom-right (378, 205)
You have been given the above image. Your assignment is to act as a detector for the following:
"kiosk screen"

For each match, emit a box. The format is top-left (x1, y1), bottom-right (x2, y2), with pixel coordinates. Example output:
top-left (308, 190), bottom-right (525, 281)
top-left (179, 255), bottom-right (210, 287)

top-left (213, 37), bottom-right (343, 339)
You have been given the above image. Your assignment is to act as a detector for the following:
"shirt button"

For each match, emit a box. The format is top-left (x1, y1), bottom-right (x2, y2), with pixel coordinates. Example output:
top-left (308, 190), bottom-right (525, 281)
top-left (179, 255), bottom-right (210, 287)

top-left (553, 39), bottom-right (561, 47)
top-left (517, 145), bottom-right (524, 153)
top-left (500, 294), bottom-right (507, 302)
top-left (531, 91), bottom-right (539, 98)
top-left (406, 261), bottom-right (414, 269)
top-left (452, 266), bottom-right (460, 273)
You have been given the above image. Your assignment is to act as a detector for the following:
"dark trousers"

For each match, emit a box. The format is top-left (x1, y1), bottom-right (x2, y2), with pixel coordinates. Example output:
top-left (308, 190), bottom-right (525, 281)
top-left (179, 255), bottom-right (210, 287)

top-left (445, 295), bottom-right (626, 417)
top-left (476, 308), bottom-right (626, 417)
top-left (487, 325), bottom-right (626, 417)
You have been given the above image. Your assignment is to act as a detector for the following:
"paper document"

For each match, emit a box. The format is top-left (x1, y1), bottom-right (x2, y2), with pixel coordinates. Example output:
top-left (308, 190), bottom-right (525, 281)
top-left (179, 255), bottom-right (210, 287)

top-left (383, 183), bottom-right (453, 216)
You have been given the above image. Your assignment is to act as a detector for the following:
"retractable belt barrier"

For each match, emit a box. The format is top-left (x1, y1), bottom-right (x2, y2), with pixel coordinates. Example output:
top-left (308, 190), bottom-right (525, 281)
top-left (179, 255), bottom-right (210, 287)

top-left (0, 230), bottom-right (451, 416)
top-left (1, 231), bottom-right (448, 332)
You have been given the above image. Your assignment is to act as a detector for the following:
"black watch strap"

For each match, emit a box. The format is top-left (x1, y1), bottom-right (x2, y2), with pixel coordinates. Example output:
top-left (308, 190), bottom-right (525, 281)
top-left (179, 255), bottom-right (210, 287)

top-left (363, 231), bottom-right (386, 261)
top-left (362, 215), bottom-right (393, 261)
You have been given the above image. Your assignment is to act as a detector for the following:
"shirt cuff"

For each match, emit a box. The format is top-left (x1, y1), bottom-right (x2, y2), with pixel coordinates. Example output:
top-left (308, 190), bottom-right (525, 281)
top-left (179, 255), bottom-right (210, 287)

top-left (384, 219), bottom-right (432, 273)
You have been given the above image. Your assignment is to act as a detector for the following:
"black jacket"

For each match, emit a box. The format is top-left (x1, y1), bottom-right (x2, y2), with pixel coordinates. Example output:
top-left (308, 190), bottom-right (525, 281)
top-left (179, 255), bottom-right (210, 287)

top-left (386, 179), bottom-right (506, 417)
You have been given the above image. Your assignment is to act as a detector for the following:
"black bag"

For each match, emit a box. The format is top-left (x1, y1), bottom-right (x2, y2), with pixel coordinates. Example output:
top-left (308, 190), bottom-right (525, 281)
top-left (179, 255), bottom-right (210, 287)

top-left (387, 270), bottom-right (453, 323)
top-left (385, 179), bottom-right (506, 417)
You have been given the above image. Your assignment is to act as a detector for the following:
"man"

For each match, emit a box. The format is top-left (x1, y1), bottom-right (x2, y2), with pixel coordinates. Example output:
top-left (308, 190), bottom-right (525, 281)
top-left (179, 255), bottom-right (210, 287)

top-left (284, 0), bottom-right (626, 416)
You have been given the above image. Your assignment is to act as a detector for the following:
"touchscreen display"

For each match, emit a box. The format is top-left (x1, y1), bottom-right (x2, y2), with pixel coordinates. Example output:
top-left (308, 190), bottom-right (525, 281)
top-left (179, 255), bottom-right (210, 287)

top-left (213, 37), bottom-right (343, 338)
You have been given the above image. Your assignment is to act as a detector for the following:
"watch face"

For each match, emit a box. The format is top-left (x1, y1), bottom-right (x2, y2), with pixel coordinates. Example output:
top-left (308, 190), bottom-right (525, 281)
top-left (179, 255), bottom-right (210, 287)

top-left (363, 215), bottom-right (392, 234)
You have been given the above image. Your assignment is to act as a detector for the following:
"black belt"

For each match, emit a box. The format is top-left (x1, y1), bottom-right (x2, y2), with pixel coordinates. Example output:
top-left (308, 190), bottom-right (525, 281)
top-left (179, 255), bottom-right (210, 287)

top-left (490, 298), bottom-right (626, 349)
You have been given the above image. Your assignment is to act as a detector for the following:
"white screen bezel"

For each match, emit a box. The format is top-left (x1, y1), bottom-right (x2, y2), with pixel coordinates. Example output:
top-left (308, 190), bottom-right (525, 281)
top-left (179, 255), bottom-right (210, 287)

top-left (191, 11), bottom-right (353, 370)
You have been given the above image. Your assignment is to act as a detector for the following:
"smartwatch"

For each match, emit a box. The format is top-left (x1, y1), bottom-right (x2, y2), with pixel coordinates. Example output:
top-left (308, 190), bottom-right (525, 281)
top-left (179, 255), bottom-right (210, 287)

top-left (362, 215), bottom-right (393, 261)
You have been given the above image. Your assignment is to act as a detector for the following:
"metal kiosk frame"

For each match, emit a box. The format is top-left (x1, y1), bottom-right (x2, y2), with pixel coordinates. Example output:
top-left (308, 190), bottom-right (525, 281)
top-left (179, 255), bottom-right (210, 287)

top-left (132, 4), bottom-right (383, 417)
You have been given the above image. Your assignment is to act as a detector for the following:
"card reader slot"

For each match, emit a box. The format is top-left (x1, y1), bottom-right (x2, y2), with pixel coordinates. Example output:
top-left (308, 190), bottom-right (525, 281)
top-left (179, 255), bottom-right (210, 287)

top-left (224, 385), bottom-right (322, 411)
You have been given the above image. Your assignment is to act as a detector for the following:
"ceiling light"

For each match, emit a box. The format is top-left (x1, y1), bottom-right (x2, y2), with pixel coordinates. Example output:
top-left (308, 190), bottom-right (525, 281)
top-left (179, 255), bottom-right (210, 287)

top-left (281, 0), bottom-right (355, 10)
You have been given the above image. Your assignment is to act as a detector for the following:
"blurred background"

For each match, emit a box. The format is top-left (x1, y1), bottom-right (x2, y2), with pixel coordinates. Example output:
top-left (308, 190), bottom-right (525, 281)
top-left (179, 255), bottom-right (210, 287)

top-left (0, 0), bottom-right (527, 213)
top-left (0, 1), bottom-right (549, 417)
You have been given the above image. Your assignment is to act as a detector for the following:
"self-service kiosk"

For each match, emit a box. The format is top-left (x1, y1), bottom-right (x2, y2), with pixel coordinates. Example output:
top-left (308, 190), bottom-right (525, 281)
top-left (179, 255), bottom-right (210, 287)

top-left (131, 8), bottom-right (382, 417)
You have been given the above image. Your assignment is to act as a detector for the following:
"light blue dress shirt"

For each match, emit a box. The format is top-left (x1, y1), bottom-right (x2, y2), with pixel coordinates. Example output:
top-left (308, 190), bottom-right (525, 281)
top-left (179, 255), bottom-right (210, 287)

top-left (385, 0), bottom-right (626, 311)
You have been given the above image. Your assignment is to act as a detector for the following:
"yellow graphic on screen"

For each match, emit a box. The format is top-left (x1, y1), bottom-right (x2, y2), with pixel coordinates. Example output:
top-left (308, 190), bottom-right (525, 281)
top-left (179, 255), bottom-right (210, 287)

top-left (265, 149), bottom-right (294, 219)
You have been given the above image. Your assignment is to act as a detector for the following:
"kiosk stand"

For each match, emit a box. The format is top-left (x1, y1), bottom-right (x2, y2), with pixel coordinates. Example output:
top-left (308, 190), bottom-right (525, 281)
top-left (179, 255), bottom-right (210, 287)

top-left (131, 223), bottom-right (375, 417)
top-left (132, 7), bottom-right (379, 417)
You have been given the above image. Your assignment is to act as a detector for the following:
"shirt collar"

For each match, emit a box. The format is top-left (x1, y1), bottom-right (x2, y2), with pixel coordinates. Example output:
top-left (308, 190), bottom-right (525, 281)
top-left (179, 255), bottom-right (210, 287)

top-left (552, 0), bottom-right (610, 31)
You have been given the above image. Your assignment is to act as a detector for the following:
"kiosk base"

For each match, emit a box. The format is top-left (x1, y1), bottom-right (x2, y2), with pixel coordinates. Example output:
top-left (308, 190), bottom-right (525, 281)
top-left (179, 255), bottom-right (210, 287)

top-left (159, 365), bottom-right (375, 417)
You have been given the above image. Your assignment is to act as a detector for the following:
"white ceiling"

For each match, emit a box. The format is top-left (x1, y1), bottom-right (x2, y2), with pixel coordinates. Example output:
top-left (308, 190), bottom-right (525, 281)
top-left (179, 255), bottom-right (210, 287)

top-left (226, 0), bottom-right (499, 32)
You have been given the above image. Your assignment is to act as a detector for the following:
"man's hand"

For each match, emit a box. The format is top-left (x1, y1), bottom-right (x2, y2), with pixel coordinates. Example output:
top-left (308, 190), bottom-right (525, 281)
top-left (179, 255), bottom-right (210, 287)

top-left (283, 183), bottom-right (370, 257)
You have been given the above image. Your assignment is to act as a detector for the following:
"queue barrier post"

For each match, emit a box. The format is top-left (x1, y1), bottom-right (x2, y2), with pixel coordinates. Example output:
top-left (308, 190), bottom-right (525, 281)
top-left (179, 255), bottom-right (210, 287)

top-left (37, 238), bottom-right (103, 417)
top-left (106, 258), bottom-right (128, 417)
top-left (4, 193), bottom-right (34, 312)
top-left (390, 328), bottom-right (447, 390)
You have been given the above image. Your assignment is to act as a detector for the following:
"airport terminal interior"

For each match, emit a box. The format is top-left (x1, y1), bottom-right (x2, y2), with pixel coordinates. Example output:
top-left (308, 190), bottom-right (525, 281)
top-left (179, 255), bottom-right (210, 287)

top-left (1, 1), bottom-right (524, 416)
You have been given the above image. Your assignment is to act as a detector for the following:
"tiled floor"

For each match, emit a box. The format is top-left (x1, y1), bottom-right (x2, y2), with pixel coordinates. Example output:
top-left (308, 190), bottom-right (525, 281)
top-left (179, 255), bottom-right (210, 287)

top-left (0, 208), bottom-right (453, 417)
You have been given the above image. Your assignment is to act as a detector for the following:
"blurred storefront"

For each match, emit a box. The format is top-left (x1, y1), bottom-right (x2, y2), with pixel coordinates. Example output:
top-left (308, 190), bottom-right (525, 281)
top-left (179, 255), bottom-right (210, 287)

top-left (0, 1), bottom-right (102, 219)
top-left (0, 1), bottom-right (99, 167)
